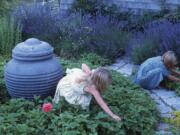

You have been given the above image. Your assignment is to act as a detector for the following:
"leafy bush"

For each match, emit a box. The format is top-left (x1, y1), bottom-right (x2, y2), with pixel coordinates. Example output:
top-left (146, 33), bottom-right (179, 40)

top-left (123, 9), bottom-right (171, 32)
top-left (86, 16), bottom-right (130, 59)
top-left (0, 17), bottom-right (21, 57)
top-left (160, 22), bottom-right (180, 66)
top-left (0, 66), bottom-right (159, 135)
top-left (13, 3), bottom-right (61, 46)
top-left (163, 80), bottom-right (180, 96)
top-left (0, 56), bottom-right (9, 103)
top-left (13, 4), bottom-right (130, 61)
top-left (72, 0), bottom-right (105, 16)
top-left (60, 53), bottom-right (110, 71)
top-left (130, 20), bottom-right (180, 64)
top-left (59, 14), bottom-right (130, 60)
top-left (0, 0), bottom-right (19, 16)
top-left (72, 0), bottom-right (132, 20)
top-left (131, 39), bottom-right (160, 64)
top-left (164, 7), bottom-right (180, 23)
top-left (59, 39), bottom-right (87, 59)
top-left (80, 53), bottom-right (110, 66)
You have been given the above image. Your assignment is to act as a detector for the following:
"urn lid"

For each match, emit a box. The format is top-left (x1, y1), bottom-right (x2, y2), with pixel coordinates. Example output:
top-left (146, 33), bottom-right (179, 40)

top-left (12, 38), bottom-right (54, 61)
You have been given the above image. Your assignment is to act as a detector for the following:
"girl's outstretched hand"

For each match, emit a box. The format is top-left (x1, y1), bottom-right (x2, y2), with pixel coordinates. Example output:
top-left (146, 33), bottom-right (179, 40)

top-left (112, 114), bottom-right (122, 122)
top-left (85, 85), bottom-right (122, 122)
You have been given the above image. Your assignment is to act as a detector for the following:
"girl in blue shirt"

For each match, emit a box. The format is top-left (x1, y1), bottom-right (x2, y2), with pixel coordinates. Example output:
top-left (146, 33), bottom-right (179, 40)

top-left (135, 51), bottom-right (180, 89)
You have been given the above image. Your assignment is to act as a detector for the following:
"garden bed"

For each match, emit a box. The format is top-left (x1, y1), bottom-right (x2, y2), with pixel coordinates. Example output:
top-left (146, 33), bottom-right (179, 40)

top-left (0, 56), bottom-right (159, 135)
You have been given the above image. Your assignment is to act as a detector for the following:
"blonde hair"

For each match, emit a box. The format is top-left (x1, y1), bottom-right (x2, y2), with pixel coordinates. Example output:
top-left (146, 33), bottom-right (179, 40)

top-left (91, 68), bottom-right (112, 92)
top-left (162, 51), bottom-right (177, 68)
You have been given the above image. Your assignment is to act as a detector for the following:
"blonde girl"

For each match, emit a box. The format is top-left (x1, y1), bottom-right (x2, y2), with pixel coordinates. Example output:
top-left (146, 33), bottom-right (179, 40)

top-left (53, 64), bottom-right (121, 122)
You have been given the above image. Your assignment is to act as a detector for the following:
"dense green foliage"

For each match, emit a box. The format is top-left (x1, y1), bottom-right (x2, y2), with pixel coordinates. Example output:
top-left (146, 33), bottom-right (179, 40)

top-left (0, 56), bottom-right (9, 103)
top-left (72, 0), bottom-right (131, 19)
top-left (60, 53), bottom-right (110, 70)
top-left (13, 3), bottom-right (130, 61)
top-left (0, 0), bottom-right (19, 17)
top-left (0, 56), bottom-right (159, 135)
top-left (161, 69), bottom-right (180, 96)
top-left (164, 81), bottom-right (180, 96)
top-left (54, 14), bottom-right (130, 60)
top-left (0, 17), bottom-right (22, 57)
top-left (80, 53), bottom-right (111, 66)
top-left (131, 40), bottom-right (159, 64)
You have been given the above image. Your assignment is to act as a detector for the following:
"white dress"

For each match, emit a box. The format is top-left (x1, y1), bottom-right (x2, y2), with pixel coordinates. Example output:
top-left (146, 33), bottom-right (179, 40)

top-left (53, 68), bottom-right (92, 109)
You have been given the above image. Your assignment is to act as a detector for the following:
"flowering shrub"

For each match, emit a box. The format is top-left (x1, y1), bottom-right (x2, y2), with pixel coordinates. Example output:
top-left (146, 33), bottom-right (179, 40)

top-left (13, 4), bottom-right (130, 61)
top-left (59, 14), bottom-right (130, 60)
top-left (13, 3), bottom-right (60, 46)
top-left (130, 20), bottom-right (180, 65)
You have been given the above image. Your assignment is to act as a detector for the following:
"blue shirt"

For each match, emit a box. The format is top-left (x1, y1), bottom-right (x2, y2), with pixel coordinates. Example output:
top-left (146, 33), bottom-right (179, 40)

top-left (135, 56), bottom-right (170, 89)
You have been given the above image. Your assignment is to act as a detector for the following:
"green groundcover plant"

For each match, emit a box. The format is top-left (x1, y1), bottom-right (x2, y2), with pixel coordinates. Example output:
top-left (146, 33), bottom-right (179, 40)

top-left (162, 68), bottom-right (180, 96)
top-left (0, 55), bottom-right (159, 135)
top-left (164, 81), bottom-right (180, 96)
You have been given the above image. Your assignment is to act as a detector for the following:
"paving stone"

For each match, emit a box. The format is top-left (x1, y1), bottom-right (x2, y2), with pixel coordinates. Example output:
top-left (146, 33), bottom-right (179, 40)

top-left (155, 131), bottom-right (172, 135)
top-left (164, 97), bottom-right (180, 110)
top-left (157, 123), bottom-right (171, 131)
top-left (152, 89), bottom-right (177, 99)
top-left (117, 63), bottom-right (134, 76)
top-left (161, 113), bottom-right (173, 118)
top-left (155, 99), bottom-right (173, 114)
top-left (115, 57), bottom-right (130, 63)
top-left (173, 104), bottom-right (180, 110)
top-left (115, 58), bottom-right (122, 63)
top-left (112, 61), bottom-right (127, 68)
top-left (157, 104), bottom-right (173, 114)
top-left (108, 65), bottom-right (120, 71)
top-left (149, 93), bottom-right (160, 100)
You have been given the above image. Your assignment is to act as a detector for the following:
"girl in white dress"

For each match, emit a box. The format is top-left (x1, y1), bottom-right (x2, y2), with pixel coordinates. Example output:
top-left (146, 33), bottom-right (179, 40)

top-left (53, 64), bottom-right (121, 122)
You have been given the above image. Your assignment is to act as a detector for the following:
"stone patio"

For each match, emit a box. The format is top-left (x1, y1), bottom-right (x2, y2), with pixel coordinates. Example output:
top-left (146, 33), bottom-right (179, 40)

top-left (109, 57), bottom-right (180, 135)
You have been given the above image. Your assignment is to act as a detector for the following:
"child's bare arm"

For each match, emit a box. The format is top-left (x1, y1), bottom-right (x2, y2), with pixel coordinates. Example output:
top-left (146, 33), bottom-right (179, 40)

top-left (75, 64), bottom-right (91, 83)
top-left (85, 86), bottom-right (121, 122)
top-left (81, 64), bottom-right (91, 76)
top-left (167, 75), bottom-right (180, 83)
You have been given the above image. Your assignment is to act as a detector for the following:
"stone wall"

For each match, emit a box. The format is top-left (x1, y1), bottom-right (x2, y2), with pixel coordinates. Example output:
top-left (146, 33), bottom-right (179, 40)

top-left (57, 0), bottom-right (180, 14)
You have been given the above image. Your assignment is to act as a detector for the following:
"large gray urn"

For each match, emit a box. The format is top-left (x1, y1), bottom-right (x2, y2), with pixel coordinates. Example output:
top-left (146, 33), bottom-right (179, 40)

top-left (4, 38), bottom-right (64, 99)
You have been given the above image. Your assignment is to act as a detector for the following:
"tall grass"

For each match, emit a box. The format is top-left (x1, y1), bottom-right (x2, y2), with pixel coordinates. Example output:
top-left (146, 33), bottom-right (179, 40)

top-left (0, 17), bottom-right (22, 57)
top-left (0, 0), bottom-right (20, 17)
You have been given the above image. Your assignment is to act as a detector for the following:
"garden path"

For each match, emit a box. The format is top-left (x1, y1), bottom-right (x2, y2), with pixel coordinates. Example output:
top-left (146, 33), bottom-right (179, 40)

top-left (108, 56), bottom-right (180, 135)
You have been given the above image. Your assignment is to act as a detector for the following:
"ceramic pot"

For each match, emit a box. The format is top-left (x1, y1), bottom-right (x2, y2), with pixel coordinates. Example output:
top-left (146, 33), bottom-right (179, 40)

top-left (4, 38), bottom-right (64, 99)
